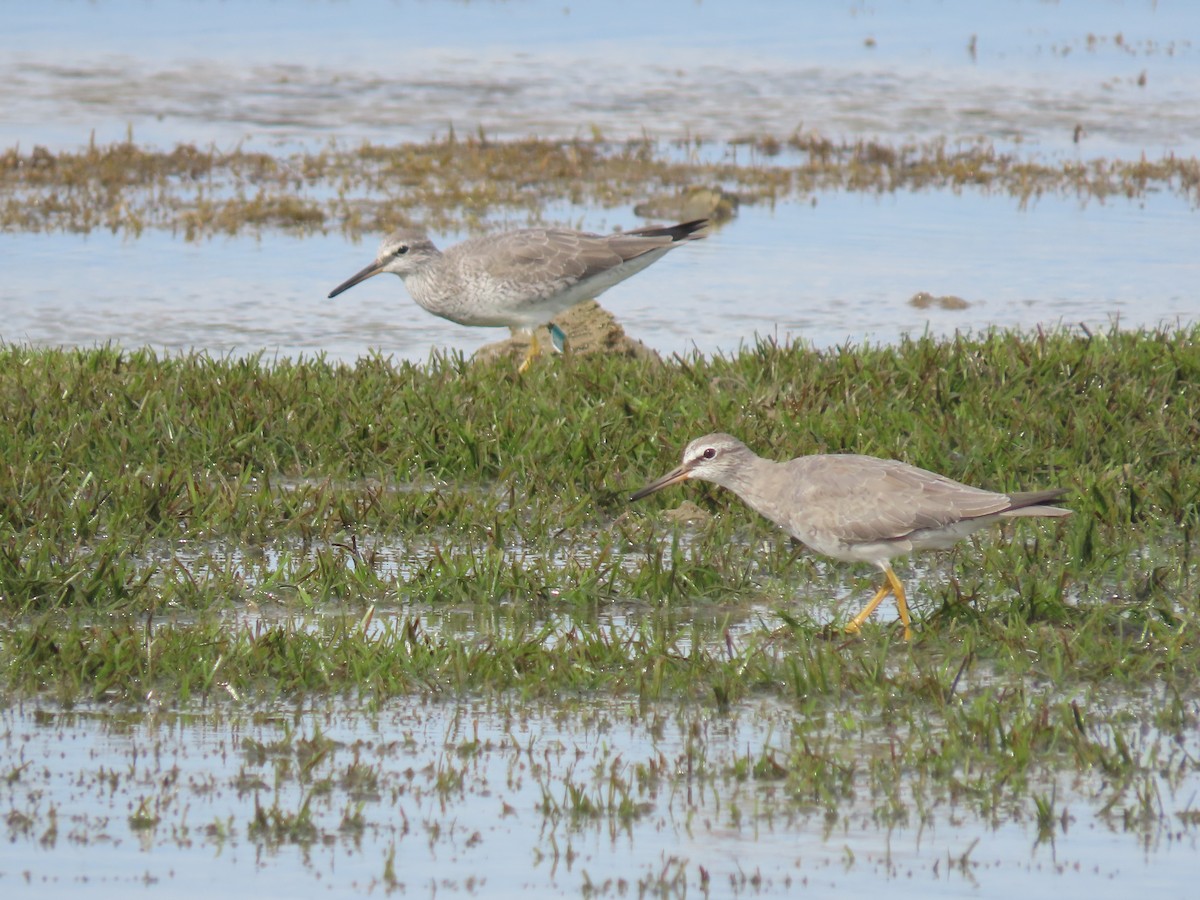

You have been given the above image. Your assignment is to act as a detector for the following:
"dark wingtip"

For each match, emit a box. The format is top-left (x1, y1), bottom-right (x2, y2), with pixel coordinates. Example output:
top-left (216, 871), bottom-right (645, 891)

top-left (673, 218), bottom-right (710, 240)
top-left (1007, 488), bottom-right (1070, 509)
top-left (1002, 488), bottom-right (1072, 518)
top-left (624, 218), bottom-right (710, 242)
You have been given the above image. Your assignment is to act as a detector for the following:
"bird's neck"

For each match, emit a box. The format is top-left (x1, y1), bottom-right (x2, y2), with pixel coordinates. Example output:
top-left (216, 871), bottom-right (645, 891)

top-left (717, 456), bottom-right (777, 513)
top-left (403, 258), bottom-right (454, 307)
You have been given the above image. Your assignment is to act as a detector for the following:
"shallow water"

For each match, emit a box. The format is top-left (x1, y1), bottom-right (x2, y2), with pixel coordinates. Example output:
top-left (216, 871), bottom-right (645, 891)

top-left (2, 0), bottom-right (1197, 361)
top-left (2, 0), bottom-right (1197, 156)
top-left (3, 190), bottom-right (1196, 362)
top-left (3, 695), bottom-right (1197, 898)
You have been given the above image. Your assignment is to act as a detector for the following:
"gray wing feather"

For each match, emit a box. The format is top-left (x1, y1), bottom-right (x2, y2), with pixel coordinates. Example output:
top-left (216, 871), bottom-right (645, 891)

top-left (602, 232), bottom-right (682, 263)
top-left (776, 456), bottom-right (1014, 544)
top-left (478, 229), bottom-right (680, 280)
top-left (459, 230), bottom-right (622, 299)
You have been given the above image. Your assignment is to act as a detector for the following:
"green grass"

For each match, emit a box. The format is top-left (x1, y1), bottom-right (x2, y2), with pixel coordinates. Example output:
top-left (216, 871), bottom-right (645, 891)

top-left (0, 327), bottom-right (1195, 722)
top-left (0, 328), bottom-right (1195, 795)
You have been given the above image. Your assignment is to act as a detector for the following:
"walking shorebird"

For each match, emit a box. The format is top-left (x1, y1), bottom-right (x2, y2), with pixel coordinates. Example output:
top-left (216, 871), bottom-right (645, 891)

top-left (328, 219), bottom-right (708, 370)
top-left (632, 433), bottom-right (1071, 639)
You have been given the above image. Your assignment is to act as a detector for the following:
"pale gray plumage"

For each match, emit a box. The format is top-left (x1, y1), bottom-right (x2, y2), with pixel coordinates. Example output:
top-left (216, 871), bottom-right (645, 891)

top-left (328, 219), bottom-right (707, 367)
top-left (632, 433), bottom-right (1071, 638)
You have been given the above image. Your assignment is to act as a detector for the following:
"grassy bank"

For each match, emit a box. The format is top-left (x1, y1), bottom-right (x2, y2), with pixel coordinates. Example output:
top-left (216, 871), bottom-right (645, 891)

top-left (0, 327), bottom-right (1195, 700)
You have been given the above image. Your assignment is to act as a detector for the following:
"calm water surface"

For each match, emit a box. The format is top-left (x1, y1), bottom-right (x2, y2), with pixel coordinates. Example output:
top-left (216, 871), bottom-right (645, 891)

top-left (2, 190), bottom-right (1196, 363)
top-left (2, 0), bottom-right (1198, 155)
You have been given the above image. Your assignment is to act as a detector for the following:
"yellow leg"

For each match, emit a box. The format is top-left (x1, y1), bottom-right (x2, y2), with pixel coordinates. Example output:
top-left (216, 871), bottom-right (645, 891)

top-left (517, 330), bottom-right (541, 374)
top-left (886, 567), bottom-right (913, 641)
top-left (844, 565), bottom-right (912, 641)
top-left (845, 581), bottom-right (892, 634)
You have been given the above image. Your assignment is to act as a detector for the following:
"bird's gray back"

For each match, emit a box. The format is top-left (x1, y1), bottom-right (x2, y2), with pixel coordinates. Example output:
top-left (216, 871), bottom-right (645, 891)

top-left (417, 228), bottom-right (683, 326)
top-left (736, 454), bottom-right (1017, 550)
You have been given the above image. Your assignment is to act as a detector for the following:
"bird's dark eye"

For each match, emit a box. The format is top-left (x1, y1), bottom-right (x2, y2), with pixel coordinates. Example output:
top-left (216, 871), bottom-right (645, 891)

top-left (394, 245), bottom-right (408, 257)
top-left (702, 447), bottom-right (717, 460)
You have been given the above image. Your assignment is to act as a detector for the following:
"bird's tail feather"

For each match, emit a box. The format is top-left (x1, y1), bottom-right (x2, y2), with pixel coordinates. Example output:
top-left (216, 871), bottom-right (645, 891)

top-left (624, 219), bottom-right (709, 242)
top-left (1002, 488), bottom-right (1071, 518)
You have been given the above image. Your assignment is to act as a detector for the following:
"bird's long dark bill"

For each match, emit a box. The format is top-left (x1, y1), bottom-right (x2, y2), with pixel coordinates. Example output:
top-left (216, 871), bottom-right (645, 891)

top-left (630, 467), bottom-right (691, 502)
top-left (328, 260), bottom-right (385, 299)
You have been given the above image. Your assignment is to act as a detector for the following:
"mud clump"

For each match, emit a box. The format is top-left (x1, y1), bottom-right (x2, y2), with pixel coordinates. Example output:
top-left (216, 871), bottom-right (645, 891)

top-left (472, 300), bottom-right (661, 367)
top-left (909, 291), bottom-right (970, 310)
top-left (634, 186), bottom-right (740, 224)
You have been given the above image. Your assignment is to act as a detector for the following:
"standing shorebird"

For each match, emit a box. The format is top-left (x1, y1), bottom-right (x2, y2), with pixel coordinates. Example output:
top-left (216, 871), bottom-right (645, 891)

top-left (631, 433), bottom-right (1071, 639)
top-left (328, 219), bottom-right (708, 371)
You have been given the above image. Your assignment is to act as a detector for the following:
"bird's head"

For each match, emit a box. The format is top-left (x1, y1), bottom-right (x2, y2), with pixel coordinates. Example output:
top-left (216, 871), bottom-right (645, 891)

top-left (328, 229), bottom-right (438, 298)
top-left (630, 433), bottom-right (753, 500)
